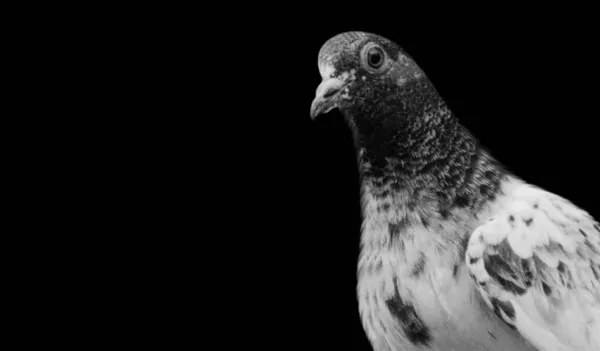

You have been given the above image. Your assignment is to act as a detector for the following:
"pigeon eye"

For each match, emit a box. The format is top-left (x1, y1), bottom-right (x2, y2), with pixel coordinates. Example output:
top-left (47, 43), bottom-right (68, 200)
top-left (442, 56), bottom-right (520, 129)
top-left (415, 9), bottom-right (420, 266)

top-left (367, 47), bottom-right (384, 69)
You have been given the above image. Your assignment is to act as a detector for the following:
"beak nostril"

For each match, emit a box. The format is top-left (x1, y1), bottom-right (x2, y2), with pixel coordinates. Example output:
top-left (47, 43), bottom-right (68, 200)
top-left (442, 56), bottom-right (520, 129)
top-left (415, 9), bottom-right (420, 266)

top-left (323, 88), bottom-right (340, 99)
top-left (311, 77), bottom-right (348, 119)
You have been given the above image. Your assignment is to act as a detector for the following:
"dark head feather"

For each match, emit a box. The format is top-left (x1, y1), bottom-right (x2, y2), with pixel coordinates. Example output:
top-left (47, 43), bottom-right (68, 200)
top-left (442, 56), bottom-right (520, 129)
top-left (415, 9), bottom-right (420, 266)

top-left (312, 31), bottom-right (507, 214)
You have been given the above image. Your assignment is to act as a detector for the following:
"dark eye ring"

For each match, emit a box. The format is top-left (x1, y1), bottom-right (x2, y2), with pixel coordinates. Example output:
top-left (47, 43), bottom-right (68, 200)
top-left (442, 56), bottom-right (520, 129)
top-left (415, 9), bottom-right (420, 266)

top-left (367, 47), bottom-right (384, 69)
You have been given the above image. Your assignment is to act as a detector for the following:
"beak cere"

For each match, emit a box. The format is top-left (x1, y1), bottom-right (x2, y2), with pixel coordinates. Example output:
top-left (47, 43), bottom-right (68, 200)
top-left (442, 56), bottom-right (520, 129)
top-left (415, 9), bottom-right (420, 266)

top-left (310, 77), bottom-right (348, 119)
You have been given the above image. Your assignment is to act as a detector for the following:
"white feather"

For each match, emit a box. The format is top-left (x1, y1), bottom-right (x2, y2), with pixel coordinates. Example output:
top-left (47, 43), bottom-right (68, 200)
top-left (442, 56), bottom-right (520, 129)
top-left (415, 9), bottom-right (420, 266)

top-left (467, 181), bottom-right (600, 351)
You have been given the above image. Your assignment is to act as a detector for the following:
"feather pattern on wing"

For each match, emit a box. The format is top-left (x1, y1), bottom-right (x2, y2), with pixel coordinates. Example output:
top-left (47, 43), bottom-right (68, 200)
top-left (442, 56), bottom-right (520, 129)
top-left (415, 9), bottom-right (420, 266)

top-left (466, 183), bottom-right (600, 351)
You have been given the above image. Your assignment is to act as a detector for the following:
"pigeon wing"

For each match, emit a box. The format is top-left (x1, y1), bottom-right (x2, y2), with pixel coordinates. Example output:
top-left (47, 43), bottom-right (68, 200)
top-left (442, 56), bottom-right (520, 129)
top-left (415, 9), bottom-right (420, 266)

top-left (466, 184), bottom-right (600, 351)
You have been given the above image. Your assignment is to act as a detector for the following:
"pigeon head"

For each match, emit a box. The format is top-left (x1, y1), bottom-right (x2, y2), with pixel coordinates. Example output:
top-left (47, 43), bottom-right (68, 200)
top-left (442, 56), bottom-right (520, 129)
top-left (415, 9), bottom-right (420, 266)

top-left (309, 31), bottom-right (485, 194)
top-left (310, 31), bottom-right (426, 122)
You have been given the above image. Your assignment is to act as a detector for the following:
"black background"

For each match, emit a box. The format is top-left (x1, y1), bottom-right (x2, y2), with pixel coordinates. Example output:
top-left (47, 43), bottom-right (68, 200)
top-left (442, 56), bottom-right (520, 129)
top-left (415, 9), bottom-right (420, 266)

top-left (103, 9), bottom-right (600, 350)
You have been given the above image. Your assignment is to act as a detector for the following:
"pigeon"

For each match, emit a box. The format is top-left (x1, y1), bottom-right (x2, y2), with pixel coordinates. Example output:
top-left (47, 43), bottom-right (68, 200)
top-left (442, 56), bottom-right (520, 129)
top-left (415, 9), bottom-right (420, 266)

top-left (310, 31), bottom-right (600, 351)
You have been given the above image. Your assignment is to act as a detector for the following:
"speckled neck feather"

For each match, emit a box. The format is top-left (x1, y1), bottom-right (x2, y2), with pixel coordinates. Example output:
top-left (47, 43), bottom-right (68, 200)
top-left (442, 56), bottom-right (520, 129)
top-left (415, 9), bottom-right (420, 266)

top-left (350, 78), bottom-right (507, 217)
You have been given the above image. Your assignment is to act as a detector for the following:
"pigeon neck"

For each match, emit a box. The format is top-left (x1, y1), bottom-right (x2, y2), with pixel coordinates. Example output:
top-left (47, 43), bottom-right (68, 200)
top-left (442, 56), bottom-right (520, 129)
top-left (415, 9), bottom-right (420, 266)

top-left (354, 82), bottom-right (507, 217)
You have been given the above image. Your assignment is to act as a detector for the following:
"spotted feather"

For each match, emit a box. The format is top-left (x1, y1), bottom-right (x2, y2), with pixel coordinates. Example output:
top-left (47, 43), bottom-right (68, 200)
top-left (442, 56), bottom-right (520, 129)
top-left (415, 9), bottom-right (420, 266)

top-left (467, 184), bottom-right (600, 351)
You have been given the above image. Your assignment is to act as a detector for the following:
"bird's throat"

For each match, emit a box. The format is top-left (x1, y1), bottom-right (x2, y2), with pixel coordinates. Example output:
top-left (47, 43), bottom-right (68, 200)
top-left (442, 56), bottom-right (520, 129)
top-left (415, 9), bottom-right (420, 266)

top-left (352, 81), bottom-right (507, 219)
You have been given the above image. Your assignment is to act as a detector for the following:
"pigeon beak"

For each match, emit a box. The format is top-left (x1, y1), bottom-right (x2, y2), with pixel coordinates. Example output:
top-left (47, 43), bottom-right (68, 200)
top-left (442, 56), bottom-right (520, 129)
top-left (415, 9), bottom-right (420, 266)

top-left (310, 77), bottom-right (348, 119)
